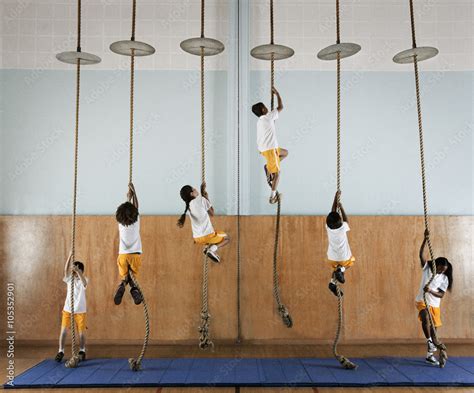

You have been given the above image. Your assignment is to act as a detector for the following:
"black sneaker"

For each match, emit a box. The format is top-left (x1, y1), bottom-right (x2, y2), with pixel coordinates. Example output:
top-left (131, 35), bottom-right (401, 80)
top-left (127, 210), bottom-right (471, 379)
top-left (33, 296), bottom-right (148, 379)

top-left (55, 351), bottom-right (64, 362)
top-left (78, 351), bottom-right (86, 361)
top-left (130, 286), bottom-right (143, 305)
top-left (328, 282), bottom-right (343, 297)
top-left (425, 354), bottom-right (439, 366)
top-left (114, 281), bottom-right (126, 305)
top-left (334, 268), bottom-right (345, 284)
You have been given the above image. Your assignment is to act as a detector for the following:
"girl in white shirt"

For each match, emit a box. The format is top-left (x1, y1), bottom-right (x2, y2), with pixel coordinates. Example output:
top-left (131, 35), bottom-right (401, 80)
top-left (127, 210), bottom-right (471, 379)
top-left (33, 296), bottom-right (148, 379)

top-left (55, 252), bottom-right (88, 363)
top-left (417, 229), bottom-right (453, 366)
top-left (326, 191), bottom-right (355, 297)
top-left (177, 182), bottom-right (230, 263)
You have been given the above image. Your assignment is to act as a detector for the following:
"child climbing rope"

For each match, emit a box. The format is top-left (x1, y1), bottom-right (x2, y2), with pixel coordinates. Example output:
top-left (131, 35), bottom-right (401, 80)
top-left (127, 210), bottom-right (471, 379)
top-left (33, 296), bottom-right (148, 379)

top-left (416, 229), bottom-right (453, 366)
top-left (326, 191), bottom-right (355, 297)
top-left (252, 86), bottom-right (289, 204)
top-left (55, 251), bottom-right (88, 363)
top-left (178, 182), bottom-right (230, 263)
top-left (114, 182), bottom-right (143, 306)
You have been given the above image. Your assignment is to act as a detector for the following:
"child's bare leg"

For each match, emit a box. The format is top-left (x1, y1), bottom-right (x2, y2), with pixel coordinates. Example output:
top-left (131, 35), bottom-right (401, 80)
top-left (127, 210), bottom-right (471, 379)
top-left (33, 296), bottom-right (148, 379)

top-left (419, 309), bottom-right (432, 339)
top-left (79, 332), bottom-right (86, 351)
top-left (216, 235), bottom-right (231, 250)
top-left (279, 148), bottom-right (288, 161)
top-left (271, 171), bottom-right (280, 191)
top-left (58, 327), bottom-right (67, 352)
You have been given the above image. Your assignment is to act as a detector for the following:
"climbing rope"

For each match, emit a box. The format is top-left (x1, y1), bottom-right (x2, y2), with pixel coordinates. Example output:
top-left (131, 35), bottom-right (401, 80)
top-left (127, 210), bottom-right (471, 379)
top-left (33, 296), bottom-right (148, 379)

top-left (236, 0), bottom-right (242, 344)
top-left (330, 0), bottom-right (357, 370)
top-left (268, 0), bottom-right (292, 329)
top-left (191, 0), bottom-right (214, 350)
top-left (128, 271), bottom-right (150, 371)
top-left (64, 0), bottom-right (83, 369)
top-left (199, 254), bottom-right (213, 349)
top-left (126, 0), bottom-right (150, 371)
top-left (407, 0), bottom-right (447, 367)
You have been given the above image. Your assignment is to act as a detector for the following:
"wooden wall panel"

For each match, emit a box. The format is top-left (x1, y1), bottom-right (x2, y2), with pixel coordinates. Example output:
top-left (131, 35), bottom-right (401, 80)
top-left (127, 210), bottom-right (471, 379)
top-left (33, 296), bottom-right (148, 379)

top-left (0, 215), bottom-right (472, 343)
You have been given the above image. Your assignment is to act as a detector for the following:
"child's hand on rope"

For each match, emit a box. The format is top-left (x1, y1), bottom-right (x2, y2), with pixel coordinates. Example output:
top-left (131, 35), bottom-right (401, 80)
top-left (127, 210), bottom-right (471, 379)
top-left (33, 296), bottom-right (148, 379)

top-left (423, 285), bottom-right (431, 293)
top-left (201, 182), bottom-right (209, 199)
top-left (127, 183), bottom-right (135, 202)
top-left (272, 87), bottom-right (279, 96)
top-left (424, 229), bottom-right (430, 239)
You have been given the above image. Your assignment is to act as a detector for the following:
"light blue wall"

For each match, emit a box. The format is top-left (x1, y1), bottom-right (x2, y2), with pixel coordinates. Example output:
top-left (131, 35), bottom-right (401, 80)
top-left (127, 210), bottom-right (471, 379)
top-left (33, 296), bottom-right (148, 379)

top-left (1, 69), bottom-right (472, 215)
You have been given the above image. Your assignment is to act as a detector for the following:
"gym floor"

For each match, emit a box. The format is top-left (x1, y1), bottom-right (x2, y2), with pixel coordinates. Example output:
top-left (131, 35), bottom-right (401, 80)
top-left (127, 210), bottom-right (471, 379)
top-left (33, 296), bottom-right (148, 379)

top-left (3, 343), bottom-right (473, 392)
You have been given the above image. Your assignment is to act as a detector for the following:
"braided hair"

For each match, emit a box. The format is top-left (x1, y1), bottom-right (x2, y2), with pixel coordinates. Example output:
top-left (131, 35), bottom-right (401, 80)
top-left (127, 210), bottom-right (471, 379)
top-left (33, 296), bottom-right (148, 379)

top-left (177, 185), bottom-right (195, 228)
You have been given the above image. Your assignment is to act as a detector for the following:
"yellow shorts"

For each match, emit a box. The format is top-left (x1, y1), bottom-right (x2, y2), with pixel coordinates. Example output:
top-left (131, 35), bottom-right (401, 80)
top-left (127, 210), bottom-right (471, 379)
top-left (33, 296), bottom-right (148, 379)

top-left (61, 311), bottom-right (87, 333)
top-left (194, 231), bottom-right (227, 245)
top-left (117, 253), bottom-right (142, 280)
top-left (261, 148), bottom-right (281, 174)
top-left (328, 256), bottom-right (356, 270)
top-left (416, 301), bottom-right (442, 327)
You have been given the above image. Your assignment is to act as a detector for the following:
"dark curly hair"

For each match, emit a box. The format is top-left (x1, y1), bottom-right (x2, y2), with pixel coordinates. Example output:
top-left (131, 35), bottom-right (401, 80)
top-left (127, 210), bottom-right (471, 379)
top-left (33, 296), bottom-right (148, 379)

top-left (116, 202), bottom-right (139, 226)
top-left (326, 211), bottom-right (342, 229)
top-left (252, 102), bottom-right (266, 117)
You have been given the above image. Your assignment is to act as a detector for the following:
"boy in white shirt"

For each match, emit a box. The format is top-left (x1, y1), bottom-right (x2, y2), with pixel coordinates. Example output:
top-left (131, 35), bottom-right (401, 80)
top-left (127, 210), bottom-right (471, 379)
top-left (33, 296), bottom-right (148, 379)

top-left (55, 252), bottom-right (88, 362)
top-left (326, 191), bottom-right (355, 297)
top-left (252, 87), bottom-right (289, 204)
top-left (416, 229), bottom-right (453, 366)
top-left (177, 182), bottom-right (230, 263)
top-left (114, 183), bottom-right (143, 306)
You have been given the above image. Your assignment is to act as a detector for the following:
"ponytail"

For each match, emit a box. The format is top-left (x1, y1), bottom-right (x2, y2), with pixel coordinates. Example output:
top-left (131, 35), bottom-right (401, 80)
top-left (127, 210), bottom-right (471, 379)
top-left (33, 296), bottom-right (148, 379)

top-left (177, 202), bottom-right (190, 228)
top-left (177, 185), bottom-right (194, 228)
top-left (435, 257), bottom-right (453, 291)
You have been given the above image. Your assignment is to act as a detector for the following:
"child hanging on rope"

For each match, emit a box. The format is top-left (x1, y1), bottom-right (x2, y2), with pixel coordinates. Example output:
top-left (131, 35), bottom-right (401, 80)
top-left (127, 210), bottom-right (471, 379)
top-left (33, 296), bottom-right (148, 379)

top-left (178, 182), bottom-right (230, 263)
top-left (326, 191), bottom-right (355, 297)
top-left (55, 251), bottom-right (88, 363)
top-left (114, 182), bottom-right (143, 306)
top-left (252, 86), bottom-right (289, 204)
top-left (416, 229), bottom-right (453, 366)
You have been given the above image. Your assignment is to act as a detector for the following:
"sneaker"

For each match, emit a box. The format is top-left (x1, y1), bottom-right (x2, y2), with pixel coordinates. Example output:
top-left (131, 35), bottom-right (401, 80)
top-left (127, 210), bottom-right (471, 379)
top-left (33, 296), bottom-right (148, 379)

top-left (334, 268), bottom-right (345, 284)
top-left (55, 351), bottom-right (64, 362)
top-left (427, 339), bottom-right (437, 353)
top-left (130, 286), bottom-right (143, 305)
top-left (269, 192), bottom-right (281, 204)
top-left (425, 354), bottom-right (439, 366)
top-left (114, 281), bottom-right (126, 305)
top-left (78, 351), bottom-right (86, 361)
top-left (328, 282), bottom-right (343, 297)
top-left (205, 248), bottom-right (221, 263)
top-left (264, 165), bottom-right (273, 187)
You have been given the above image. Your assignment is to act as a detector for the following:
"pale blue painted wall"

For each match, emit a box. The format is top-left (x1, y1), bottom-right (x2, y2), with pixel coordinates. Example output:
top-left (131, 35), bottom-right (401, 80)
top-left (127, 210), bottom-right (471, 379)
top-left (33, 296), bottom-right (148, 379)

top-left (1, 70), bottom-right (472, 215)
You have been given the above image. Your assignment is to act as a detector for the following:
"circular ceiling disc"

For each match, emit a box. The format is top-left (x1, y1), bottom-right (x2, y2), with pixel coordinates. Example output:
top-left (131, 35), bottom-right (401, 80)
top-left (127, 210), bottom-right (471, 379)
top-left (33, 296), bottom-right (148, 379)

top-left (393, 46), bottom-right (439, 64)
top-left (250, 44), bottom-right (295, 61)
top-left (180, 37), bottom-right (225, 56)
top-left (56, 51), bottom-right (101, 65)
top-left (110, 40), bottom-right (155, 56)
top-left (317, 43), bottom-right (361, 61)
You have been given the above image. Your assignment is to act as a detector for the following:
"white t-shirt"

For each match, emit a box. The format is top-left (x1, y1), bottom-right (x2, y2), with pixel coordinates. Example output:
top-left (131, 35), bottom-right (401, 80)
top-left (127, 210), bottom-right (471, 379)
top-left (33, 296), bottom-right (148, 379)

top-left (416, 262), bottom-right (449, 307)
top-left (63, 275), bottom-right (88, 314)
top-left (256, 109), bottom-right (279, 152)
top-left (326, 222), bottom-right (352, 261)
top-left (119, 215), bottom-right (142, 254)
top-left (189, 195), bottom-right (214, 239)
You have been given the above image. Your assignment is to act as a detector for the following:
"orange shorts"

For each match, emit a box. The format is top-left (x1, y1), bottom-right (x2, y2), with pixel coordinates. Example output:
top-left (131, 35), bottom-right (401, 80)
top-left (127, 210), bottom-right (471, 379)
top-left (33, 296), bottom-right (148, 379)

top-left (194, 231), bottom-right (227, 245)
top-left (261, 148), bottom-right (281, 174)
top-left (117, 253), bottom-right (142, 280)
top-left (328, 256), bottom-right (356, 270)
top-left (416, 301), bottom-right (442, 327)
top-left (61, 311), bottom-right (87, 333)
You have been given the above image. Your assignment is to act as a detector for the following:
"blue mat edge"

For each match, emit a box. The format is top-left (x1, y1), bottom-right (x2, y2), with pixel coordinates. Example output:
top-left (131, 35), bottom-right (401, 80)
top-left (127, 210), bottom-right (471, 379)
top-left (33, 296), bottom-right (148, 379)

top-left (4, 357), bottom-right (474, 389)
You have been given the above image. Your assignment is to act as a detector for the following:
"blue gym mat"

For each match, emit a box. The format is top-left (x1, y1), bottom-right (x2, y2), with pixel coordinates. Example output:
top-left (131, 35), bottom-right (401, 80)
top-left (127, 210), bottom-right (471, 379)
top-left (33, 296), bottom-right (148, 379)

top-left (4, 357), bottom-right (474, 388)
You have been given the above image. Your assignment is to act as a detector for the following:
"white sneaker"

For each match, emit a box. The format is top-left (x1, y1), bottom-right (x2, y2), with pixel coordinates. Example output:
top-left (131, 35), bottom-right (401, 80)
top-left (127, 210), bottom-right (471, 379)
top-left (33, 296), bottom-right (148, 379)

top-left (425, 354), bottom-right (439, 366)
top-left (204, 247), bottom-right (220, 263)
top-left (427, 339), bottom-right (437, 353)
